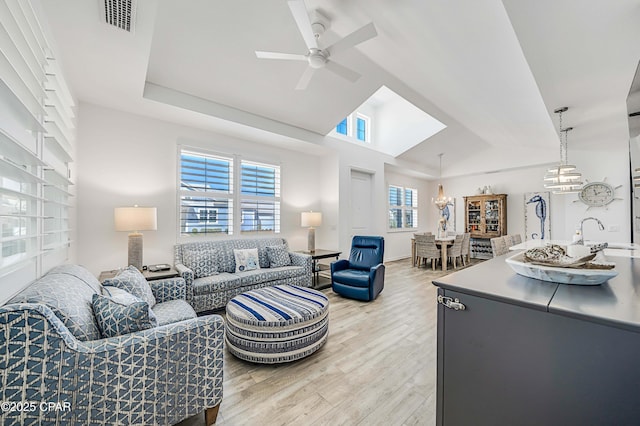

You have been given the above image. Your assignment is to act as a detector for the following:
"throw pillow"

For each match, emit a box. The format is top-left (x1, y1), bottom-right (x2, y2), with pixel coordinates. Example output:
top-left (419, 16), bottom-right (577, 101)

top-left (103, 286), bottom-right (158, 327)
top-left (92, 289), bottom-right (154, 338)
top-left (233, 248), bottom-right (261, 273)
top-left (183, 248), bottom-right (219, 278)
top-left (266, 245), bottom-right (291, 268)
top-left (103, 266), bottom-right (156, 307)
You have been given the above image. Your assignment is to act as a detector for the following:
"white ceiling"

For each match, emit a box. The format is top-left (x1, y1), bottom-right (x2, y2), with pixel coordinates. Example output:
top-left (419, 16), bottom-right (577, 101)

top-left (37, 0), bottom-right (640, 177)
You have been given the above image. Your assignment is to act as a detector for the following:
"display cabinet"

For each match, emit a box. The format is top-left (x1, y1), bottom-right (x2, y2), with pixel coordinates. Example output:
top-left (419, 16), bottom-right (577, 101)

top-left (464, 194), bottom-right (507, 239)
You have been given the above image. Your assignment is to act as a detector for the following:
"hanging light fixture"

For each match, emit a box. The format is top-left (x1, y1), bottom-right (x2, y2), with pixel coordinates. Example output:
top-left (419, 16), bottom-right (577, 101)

top-left (543, 107), bottom-right (583, 194)
top-left (433, 153), bottom-right (451, 210)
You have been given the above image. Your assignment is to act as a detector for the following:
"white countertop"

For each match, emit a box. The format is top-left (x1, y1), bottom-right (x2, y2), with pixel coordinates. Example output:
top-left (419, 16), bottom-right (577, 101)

top-left (509, 239), bottom-right (640, 258)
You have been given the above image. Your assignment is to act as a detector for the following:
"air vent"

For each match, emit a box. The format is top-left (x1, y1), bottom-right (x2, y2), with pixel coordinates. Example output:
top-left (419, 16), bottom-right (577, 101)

top-left (102, 0), bottom-right (137, 33)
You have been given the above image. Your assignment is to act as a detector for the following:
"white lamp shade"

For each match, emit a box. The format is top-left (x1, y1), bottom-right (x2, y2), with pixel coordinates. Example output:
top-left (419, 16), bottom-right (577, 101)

top-left (301, 211), bottom-right (322, 227)
top-left (114, 207), bottom-right (157, 232)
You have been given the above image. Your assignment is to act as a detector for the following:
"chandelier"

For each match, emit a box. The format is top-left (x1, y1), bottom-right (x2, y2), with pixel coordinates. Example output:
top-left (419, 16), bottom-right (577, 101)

top-left (543, 107), bottom-right (583, 194)
top-left (433, 153), bottom-right (451, 210)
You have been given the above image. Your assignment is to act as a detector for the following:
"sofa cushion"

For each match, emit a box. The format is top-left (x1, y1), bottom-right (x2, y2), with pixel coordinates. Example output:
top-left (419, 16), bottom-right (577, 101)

top-left (152, 300), bottom-right (197, 326)
top-left (183, 248), bottom-right (219, 278)
top-left (266, 245), bottom-right (291, 267)
top-left (92, 290), bottom-right (154, 338)
top-left (175, 238), bottom-right (288, 273)
top-left (8, 265), bottom-right (102, 341)
top-left (103, 266), bottom-right (156, 307)
top-left (234, 248), bottom-right (261, 273)
top-left (103, 286), bottom-right (158, 327)
top-left (237, 266), bottom-right (306, 286)
top-left (193, 273), bottom-right (243, 295)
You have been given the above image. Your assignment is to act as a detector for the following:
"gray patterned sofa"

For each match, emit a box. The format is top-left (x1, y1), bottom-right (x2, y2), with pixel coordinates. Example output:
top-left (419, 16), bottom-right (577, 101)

top-left (175, 237), bottom-right (313, 312)
top-left (0, 264), bottom-right (224, 425)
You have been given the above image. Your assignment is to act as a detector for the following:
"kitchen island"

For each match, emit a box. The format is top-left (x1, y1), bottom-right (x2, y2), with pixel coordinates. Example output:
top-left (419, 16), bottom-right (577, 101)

top-left (433, 252), bottom-right (640, 426)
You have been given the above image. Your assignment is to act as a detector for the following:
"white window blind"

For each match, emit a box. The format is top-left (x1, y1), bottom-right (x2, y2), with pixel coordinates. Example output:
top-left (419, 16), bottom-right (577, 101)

top-left (179, 149), bottom-right (233, 235)
top-left (177, 149), bottom-right (281, 237)
top-left (0, 1), bottom-right (75, 302)
top-left (388, 185), bottom-right (418, 229)
top-left (240, 160), bottom-right (280, 233)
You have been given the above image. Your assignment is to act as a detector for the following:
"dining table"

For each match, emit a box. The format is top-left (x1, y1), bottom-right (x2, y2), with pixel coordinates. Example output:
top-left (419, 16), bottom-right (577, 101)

top-left (411, 235), bottom-right (456, 271)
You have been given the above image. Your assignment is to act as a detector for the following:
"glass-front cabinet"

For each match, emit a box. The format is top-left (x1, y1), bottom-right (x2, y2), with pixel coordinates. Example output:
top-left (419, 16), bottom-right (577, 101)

top-left (464, 194), bottom-right (508, 239)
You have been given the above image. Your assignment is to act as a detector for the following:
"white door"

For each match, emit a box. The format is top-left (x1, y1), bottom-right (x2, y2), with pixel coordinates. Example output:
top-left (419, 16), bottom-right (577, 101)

top-left (350, 170), bottom-right (373, 237)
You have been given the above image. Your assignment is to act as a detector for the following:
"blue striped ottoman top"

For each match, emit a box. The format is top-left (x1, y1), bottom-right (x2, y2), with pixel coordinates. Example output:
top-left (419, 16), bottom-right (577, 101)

top-left (226, 285), bottom-right (329, 329)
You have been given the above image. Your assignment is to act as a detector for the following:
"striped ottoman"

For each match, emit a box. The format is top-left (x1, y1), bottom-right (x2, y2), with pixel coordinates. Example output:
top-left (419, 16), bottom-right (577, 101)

top-left (225, 285), bottom-right (329, 363)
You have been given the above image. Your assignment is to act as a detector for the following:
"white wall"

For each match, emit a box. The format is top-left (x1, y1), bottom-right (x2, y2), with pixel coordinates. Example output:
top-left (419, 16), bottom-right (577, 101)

top-left (427, 145), bottom-right (631, 245)
top-left (76, 103), bottom-right (323, 275)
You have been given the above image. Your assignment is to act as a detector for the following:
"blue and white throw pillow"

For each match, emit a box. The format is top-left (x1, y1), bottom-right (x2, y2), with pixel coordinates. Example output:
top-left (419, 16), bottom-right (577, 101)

top-left (183, 248), bottom-right (219, 278)
top-left (103, 286), bottom-right (158, 327)
top-left (92, 288), bottom-right (154, 338)
top-left (103, 266), bottom-right (156, 307)
top-left (234, 248), bottom-right (261, 273)
top-left (266, 245), bottom-right (291, 268)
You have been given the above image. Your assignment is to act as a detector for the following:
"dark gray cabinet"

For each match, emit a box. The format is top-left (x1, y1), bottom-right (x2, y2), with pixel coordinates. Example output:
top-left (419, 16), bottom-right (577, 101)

top-left (433, 255), bottom-right (640, 426)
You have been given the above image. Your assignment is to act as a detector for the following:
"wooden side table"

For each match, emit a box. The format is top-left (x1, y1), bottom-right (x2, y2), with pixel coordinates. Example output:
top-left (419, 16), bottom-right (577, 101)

top-left (296, 249), bottom-right (341, 289)
top-left (99, 267), bottom-right (179, 283)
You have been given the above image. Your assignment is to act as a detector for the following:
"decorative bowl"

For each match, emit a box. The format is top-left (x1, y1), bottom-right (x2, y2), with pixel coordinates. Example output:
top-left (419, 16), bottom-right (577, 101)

top-left (505, 252), bottom-right (618, 286)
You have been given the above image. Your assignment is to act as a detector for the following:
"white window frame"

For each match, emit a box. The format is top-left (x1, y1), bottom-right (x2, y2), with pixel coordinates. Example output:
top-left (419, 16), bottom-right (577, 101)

top-left (239, 159), bottom-right (281, 234)
top-left (355, 113), bottom-right (370, 143)
top-left (178, 147), bottom-right (234, 236)
top-left (387, 185), bottom-right (418, 231)
top-left (177, 146), bottom-right (281, 238)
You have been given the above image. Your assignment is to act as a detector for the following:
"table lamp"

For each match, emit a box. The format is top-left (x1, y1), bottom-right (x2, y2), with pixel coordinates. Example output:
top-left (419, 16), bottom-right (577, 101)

top-left (301, 211), bottom-right (322, 253)
top-left (114, 205), bottom-right (157, 270)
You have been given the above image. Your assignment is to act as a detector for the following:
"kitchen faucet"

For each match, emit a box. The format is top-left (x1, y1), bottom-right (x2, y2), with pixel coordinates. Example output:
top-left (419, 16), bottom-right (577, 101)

top-left (575, 217), bottom-right (605, 245)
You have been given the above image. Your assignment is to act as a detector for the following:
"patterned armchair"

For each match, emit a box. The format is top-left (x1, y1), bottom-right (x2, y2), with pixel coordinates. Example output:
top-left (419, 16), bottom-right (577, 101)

top-left (0, 264), bottom-right (224, 425)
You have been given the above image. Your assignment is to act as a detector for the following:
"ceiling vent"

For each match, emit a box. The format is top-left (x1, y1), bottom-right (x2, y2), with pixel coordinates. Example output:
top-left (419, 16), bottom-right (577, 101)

top-left (102, 0), bottom-right (137, 33)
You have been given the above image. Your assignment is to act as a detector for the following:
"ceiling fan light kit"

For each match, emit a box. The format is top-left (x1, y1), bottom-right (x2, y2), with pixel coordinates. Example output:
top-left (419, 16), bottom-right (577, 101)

top-left (255, 0), bottom-right (377, 90)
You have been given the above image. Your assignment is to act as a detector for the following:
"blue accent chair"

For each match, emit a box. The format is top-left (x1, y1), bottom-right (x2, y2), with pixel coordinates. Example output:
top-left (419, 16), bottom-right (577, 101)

top-left (331, 236), bottom-right (385, 301)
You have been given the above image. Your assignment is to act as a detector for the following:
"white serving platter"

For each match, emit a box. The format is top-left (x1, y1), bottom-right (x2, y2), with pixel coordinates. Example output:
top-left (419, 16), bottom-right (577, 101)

top-left (505, 252), bottom-right (618, 286)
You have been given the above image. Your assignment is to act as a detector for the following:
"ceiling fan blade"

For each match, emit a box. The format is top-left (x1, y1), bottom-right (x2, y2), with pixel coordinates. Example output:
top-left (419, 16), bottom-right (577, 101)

top-left (295, 66), bottom-right (316, 90)
top-left (326, 22), bottom-right (377, 57)
top-left (324, 60), bottom-right (361, 83)
top-left (288, 0), bottom-right (318, 50)
top-left (255, 51), bottom-right (307, 61)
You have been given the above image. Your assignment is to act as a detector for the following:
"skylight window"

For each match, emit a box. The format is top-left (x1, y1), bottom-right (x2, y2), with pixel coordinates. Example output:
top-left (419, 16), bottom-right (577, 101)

top-left (356, 115), bottom-right (368, 142)
top-left (336, 118), bottom-right (348, 135)
top-left (327, 86), bottom-right (446, 157)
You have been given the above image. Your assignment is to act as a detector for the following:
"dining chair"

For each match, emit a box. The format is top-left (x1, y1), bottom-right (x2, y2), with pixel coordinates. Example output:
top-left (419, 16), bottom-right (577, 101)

top-left (512, 234), bottom-right (522, 245)
top-left (504, 234), bottom-right (516, 249)
top-left (460, 233), bottom-right (471, 265)
top-left (490, 236), bottom-right (508, 257)
top-left (415, 234), bottom-right (441, 271)
top-left (447, 234), bottom-right (465, 269)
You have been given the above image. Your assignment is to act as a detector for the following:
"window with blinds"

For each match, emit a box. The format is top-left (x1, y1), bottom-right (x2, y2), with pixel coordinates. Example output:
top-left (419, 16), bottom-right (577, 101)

top-left (388, 185), bottom-right (418, 229)
top-left (240, 160), bottom-right (280, 233)
top-left (0, 1), bottom-right (75, 302)
top-left (178, 149), bottom-right (281, 236)
top-left (179, 150), bottom-right (233, 235)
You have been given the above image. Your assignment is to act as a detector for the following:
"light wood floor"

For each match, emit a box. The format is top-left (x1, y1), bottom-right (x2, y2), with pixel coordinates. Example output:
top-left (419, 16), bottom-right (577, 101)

top-left (179, 258), bottom-right (481, 426)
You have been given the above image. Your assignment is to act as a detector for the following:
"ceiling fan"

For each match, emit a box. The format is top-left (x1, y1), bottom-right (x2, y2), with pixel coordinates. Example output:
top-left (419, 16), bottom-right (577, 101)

top-left (255, 0), bottom-right (377, 90)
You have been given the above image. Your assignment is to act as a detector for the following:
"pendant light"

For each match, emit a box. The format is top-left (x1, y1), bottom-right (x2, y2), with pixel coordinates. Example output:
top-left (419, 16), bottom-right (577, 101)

top-left (433, 153), bottom-right (451, 210)
top-left (543, 107), bottom-right (583, 194)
